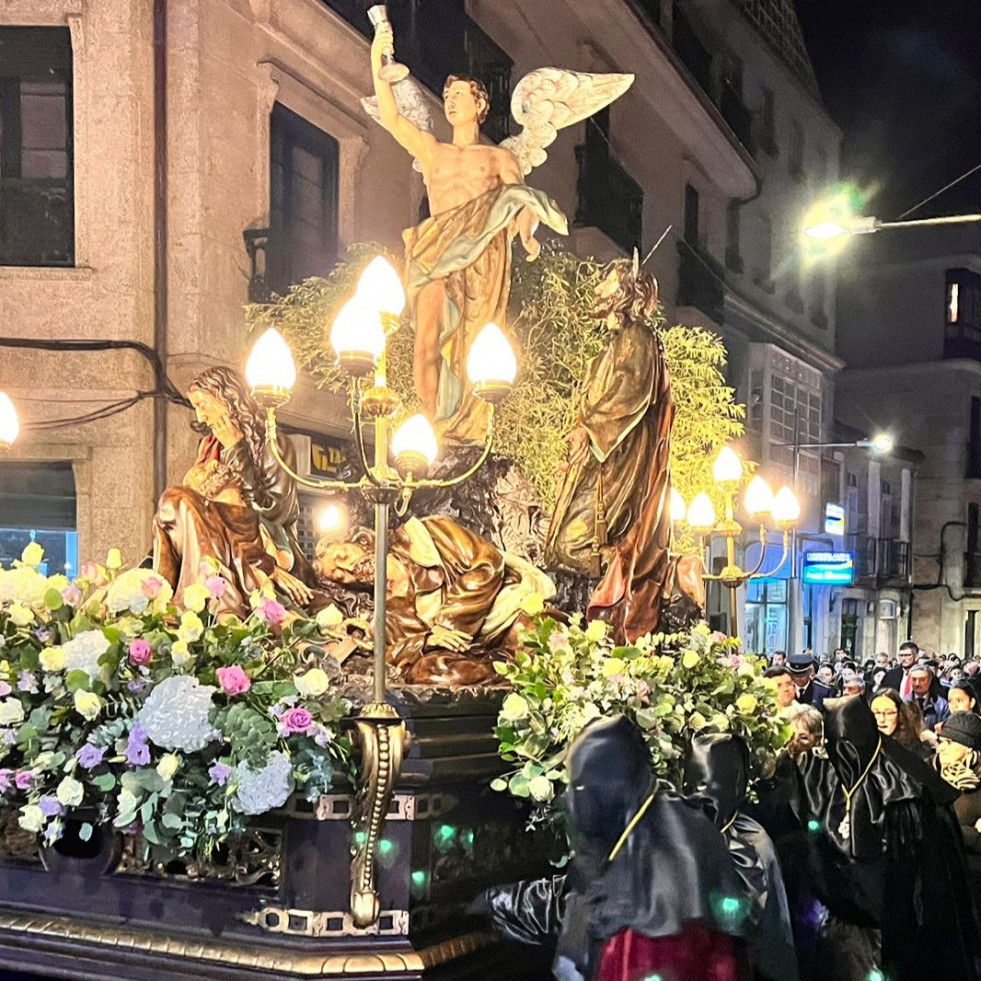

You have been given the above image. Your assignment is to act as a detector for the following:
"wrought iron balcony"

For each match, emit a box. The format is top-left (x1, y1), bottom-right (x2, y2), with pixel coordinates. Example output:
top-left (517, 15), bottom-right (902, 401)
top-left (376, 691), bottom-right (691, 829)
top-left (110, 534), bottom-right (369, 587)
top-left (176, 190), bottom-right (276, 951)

top-left (0, 178), bottom-right (73, 266)
top-left (671, 4), bottom-right (712, 96)
top-left (676, 239), bottom-right (724, 323)
top-left (846, 534), bottom-right (910, 583)
top-left (321, 0), bottom-right (512, 143)
top-left (719, 82), bottom-right (753, 154)
top-left (573, 141), bottom-right (643, 255)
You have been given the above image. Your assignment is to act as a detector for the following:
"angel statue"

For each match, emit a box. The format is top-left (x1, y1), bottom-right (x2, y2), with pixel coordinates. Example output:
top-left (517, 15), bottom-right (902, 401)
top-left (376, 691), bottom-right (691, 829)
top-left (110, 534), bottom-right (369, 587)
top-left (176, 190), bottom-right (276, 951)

top-left (366, 22), bottom-right (633, 441)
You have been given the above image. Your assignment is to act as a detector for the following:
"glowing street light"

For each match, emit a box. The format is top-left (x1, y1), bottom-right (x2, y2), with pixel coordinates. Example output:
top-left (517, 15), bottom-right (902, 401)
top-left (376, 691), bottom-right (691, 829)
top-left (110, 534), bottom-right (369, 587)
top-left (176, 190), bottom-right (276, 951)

top-left (0, 392), bottom-right (19, 450)
top-left (804, 212), bottom-right (981, 242)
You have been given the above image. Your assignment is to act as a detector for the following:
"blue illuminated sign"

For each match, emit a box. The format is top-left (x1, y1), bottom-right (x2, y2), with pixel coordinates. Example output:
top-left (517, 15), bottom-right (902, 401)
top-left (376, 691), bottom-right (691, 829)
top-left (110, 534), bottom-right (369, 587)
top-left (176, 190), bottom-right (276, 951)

top-left (802, 550), bottom-right (855, 585)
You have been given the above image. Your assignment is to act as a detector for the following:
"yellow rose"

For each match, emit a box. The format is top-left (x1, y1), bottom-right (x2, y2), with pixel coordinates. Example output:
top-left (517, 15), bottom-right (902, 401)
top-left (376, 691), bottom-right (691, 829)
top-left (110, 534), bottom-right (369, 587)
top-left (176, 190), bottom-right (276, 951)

top-left (73, 690), bottom-right (103, 721)
top-left (181, 583), bottom-right (211, 614)
top-left (294, 668), bottom-right (330, 698)
top-left (56, 775), bottom-right (84, 807)
top-left (106, 548), bottom-right (123, 570)
top-left (20, 542), bottom-right (44, 567)
top-left (315, 604), bottom-right (344, 630)
top-left (585, 620), bottom-right (609, 643)
top-left (682, 650), bottom-right (700, 669)
top-left (170, 639), bottom-right (191, 667)
top-left (601, 657), bottom-right (626, 679)
top-left (689, 711), bottom-right (707, 730)
top-left (8, 604), bottom-right (35, 626)
top-left (500, 693), bottom-right (530, 722)
top-left (736, 693), bottom-right (758, 714)
top-left (18, 804), bottom-right (45, 833)
top-left (156, 754), bottom-right (180, 781)
top-left (39, 647), bottom-right (65, 673)
top-left (178, 611), bottom-right (204, 642)
top-left (528, 775), bottom-right (554, 803)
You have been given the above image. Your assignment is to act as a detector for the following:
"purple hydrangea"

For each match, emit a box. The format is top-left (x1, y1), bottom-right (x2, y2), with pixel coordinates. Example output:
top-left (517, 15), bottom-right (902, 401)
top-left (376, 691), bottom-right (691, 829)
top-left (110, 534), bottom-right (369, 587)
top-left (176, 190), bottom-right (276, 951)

top-left (42, 818), bottom-right (64, 845)
top-left (75, 744), bottom-right (106, 769)
top-left (0, 769), bottom-right (12, 793)
top-left (208, 762), bottom-right (232, 787)
top-left (125, 723), bottom-right (151, 767)
top-left (1, 729), bottom-right (15, 746)
top-left (17, 670), bottom-right (38, 694)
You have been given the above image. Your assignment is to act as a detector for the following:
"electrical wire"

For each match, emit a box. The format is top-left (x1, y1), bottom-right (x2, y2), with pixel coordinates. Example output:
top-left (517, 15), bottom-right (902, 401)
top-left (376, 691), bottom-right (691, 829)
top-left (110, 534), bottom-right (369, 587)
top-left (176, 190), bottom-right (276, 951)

top-left (895, 159), bottom-right (981, 221)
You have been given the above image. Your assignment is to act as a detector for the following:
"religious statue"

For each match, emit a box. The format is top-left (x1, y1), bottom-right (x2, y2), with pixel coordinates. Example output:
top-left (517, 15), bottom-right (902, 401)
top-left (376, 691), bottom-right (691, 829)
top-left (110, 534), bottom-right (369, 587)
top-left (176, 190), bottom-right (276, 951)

top-left (545, 257), bottom-right (675, 642)
top-left (313, 515), bottom-right (555, 687)
top-left (153, 367), bottom-right (316, 618)
top-left (365, 24), bottom-right (632, 439)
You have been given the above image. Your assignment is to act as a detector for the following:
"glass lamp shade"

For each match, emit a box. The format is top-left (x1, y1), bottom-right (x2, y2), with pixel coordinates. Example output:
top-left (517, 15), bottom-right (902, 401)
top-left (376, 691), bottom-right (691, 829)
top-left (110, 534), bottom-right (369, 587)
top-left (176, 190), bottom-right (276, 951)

top-left (870, 433), bottom-right (894, 454)
top-left (712, 446), bottom-right (743, 484)
top-left (330, 296), bottom-right (385, 375)
top-left (772, 486), bottom-right (801, 527)
top-left (467, 323), bottom-right (517, 402)
top-left (686, 493), bottom-right (717, 533)
top-left (316, 503), bottom-right (346, 535)
top-left (357, 256), bottom-right (405, 320)
top-left (246, 328), bottom-right (296, 405)
top-left (392, 413), bottom-right (438, 479)
top-left (0, 392), bottom-right (19, 447)
top-left (744, 475), bottom-right (774, 519)
top-left (670, 487), bottom-right (687, 523)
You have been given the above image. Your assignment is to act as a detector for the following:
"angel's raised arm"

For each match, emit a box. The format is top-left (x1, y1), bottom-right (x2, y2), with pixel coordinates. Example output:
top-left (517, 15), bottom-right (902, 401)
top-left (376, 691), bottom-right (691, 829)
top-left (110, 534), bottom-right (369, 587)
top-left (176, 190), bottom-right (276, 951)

top-left (370, 23), bottom-right (436, 167)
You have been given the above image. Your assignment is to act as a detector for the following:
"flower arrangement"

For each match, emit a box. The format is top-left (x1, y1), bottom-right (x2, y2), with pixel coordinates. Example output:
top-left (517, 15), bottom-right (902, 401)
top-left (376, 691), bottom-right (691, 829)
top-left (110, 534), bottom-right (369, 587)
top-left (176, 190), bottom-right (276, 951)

top-left (491, 617), bottom-right (790, 805)
top-left (0, 545), bottom-right (352, 857)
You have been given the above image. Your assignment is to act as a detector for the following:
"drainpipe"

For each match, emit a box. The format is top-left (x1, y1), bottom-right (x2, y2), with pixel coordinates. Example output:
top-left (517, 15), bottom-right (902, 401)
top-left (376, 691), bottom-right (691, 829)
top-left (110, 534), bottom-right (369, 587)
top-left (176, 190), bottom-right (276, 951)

top-left (152, 0), bottom-right (168, 502)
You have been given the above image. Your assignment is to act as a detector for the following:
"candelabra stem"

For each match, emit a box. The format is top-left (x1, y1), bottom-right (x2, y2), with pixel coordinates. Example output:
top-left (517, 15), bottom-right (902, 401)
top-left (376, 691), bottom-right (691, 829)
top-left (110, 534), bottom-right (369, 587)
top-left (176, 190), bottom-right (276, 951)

top-left (372, 496), bottom-right (389, 705)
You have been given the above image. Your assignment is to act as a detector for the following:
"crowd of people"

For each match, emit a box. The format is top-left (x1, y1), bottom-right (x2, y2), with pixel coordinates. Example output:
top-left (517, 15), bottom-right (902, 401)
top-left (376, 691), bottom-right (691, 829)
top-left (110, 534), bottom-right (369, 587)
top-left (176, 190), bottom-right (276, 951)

top-left (472, 639), bottom-right (981, 981)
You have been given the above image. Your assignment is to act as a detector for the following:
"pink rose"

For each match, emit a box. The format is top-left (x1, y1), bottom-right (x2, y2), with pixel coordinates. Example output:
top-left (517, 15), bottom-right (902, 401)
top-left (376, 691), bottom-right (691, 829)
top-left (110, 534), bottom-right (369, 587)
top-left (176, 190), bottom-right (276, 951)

top-left (636, 680), bottom-right (651, 703)
top-left (80, 562), bottom-right (106, 586)
top-left (14, 771), bottom-right (33, 791)
top-left (711, 630), bottom-right (729, 645)
top-left (140, 575), bottom-right (164, 599)
top-left (256, 597), bottom-right (287, 626)
top-left (216, 665), bottom-right (252, 696)
top-left (61, 584), bottom-right (82, 606)
top-left (279, 706), bottom-right (312, 734)
top-left (128, 640), bottom-right (153, 665)
top-left (205, 575), bottom-right (227, 600)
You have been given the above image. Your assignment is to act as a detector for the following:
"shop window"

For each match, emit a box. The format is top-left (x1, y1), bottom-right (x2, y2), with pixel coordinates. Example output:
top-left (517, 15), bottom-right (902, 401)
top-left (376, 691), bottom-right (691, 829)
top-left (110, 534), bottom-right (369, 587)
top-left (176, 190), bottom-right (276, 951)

top-left (0, 461), bottom-right (77, 574)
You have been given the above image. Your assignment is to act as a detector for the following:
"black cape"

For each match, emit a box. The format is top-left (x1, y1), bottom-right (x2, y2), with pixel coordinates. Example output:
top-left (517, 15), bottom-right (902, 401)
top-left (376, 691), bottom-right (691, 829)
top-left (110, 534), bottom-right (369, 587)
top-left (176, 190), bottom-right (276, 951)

top-left (799, 696), bottom-right (981, 981)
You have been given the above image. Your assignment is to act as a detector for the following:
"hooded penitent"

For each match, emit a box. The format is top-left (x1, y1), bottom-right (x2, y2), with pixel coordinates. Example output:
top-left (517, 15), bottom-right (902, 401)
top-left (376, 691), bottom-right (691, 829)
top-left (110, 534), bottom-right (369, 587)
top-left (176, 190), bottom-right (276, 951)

top-left (478, 717), bottom-right (753, 981)
top-left (799, 696), bottom-right (981, 981)
top-left (683, 732), bottom-right (799, 981)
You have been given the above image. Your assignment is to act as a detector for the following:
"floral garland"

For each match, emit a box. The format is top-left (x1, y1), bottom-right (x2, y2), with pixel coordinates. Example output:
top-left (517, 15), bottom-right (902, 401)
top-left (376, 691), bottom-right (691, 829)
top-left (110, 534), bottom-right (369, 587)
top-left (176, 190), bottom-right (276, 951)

top-left (491, 617), bottom-right (791, 805)
top-left (0, 545), bottom-right (352, 857)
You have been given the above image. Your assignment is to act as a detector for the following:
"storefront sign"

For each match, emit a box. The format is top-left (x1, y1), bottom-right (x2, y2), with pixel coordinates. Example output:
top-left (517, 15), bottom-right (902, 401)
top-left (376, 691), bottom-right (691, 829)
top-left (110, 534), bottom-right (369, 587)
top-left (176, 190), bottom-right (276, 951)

top-left (802, 550), bottom-right (855, 585)
top-left (824, 503), bottom-right (845, 535)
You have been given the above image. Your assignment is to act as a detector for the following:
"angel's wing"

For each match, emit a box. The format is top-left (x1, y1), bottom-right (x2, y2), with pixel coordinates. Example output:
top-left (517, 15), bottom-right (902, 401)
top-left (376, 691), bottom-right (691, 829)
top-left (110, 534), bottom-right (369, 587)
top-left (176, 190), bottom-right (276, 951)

top-left (361, 77), bottom-right (433, 172)
top-left (500, 69), bottom-right (634, 177)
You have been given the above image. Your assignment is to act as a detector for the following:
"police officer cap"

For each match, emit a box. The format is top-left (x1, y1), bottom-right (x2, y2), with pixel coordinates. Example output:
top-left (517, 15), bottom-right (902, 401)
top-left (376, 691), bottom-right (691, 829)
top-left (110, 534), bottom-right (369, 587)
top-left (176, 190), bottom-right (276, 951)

top-left (787, 654), bottom-right (816, 673)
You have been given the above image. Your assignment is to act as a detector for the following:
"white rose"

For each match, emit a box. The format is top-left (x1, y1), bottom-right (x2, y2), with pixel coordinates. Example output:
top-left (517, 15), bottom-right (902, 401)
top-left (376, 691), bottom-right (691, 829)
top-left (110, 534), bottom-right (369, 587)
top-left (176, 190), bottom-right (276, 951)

top-left (500, 693), bottom-right (530, 723)
top-left (0, 698), bottom-right (25, 726)
top-left (528, 775), bottom-right (554, 803)
top-left (56, 776), bottom-right (85, 808)
top-left (7, 604), bottom-right (35, 626)
top-left (62, 630), bottom-right (110, 679)
top-left (18, 804), bottom-right (46, 833)
top-left (294, 669), bottom-right (330, 698)
top-left (156, 754), bottom-right (180, 781)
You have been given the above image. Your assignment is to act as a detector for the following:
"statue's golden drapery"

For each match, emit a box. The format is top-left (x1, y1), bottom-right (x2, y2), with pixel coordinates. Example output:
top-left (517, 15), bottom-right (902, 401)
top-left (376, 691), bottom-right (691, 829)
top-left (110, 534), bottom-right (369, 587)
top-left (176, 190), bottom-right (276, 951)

top-left (546, 263), bottom-right (675, 641)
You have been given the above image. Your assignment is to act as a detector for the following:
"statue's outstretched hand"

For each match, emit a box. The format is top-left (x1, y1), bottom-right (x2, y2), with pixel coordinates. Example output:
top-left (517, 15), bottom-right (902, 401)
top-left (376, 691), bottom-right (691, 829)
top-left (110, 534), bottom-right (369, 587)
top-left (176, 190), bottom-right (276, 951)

top-left (426, 624), bottom-right (472, 653)
top-left (272, 567), bottom-right (314, 607)
top-left (521, 234), bottom-right (541, 262)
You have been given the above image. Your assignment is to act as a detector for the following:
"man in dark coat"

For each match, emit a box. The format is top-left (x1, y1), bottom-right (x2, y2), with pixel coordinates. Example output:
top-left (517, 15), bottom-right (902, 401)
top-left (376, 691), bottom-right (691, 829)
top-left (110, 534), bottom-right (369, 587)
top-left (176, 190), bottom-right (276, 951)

top-left (879, 640), bottom-right (943, 699)
top-left (788, 654), bottom-right (835, 711)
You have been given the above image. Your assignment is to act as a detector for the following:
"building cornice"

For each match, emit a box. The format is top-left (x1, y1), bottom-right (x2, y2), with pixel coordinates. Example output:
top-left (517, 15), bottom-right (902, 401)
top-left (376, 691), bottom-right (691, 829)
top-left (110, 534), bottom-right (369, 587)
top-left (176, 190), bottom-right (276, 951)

top-left (839, 359), bottom-right (981, 384)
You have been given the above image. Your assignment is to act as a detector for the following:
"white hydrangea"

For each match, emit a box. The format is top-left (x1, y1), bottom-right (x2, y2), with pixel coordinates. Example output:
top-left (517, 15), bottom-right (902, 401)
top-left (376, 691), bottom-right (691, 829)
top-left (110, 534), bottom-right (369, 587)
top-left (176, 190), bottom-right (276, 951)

top-left (138, 675), bottom-right (216, 752)
top-left (234, 751), bottom-right (294, 815)
top-left (0, 566), bottom-right (51, 611)
top-left (105, 569), bottom-right (173, 615)
top-left (62, 629), bottom-right (111, 679)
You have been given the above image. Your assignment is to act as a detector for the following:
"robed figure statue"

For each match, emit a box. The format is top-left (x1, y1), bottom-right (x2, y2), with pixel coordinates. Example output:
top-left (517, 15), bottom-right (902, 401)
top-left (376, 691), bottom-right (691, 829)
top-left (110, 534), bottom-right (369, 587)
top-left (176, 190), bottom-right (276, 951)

top-left (546, 258), bottom-right (674, 642)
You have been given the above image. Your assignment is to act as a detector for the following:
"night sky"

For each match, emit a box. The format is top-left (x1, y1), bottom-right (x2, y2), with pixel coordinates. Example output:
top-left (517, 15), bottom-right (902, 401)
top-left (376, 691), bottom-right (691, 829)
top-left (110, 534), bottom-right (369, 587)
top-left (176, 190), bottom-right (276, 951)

top-left (796, 0), bottom-right (981, 219)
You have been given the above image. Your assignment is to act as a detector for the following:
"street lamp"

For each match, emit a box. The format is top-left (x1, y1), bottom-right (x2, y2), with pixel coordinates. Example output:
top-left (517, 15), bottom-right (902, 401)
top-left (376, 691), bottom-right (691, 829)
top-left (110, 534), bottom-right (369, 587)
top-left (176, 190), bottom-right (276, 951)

top-left (673, 445), bottom-right (799, 638)
top-left (0, 392), bottom-right (19, 451)
top-left (804, 212), bottom-right (981, 242)
top-left (781, 425), bottom-right (894, 654)
top-left (245, 256), bottom-right (516, 929)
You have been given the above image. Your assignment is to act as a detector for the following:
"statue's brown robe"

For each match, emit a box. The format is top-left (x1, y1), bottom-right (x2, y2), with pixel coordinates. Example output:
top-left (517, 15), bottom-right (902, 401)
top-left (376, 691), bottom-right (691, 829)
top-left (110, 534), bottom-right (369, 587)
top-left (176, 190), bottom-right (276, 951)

top-left (546, 321), bottom-right (675, 641)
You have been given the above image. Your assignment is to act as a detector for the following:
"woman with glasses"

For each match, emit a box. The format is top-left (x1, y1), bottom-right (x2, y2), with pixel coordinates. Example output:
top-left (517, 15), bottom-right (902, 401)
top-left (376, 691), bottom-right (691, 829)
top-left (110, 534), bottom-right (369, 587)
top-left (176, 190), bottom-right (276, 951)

top-left (870, 687), bottom-right (933, 760)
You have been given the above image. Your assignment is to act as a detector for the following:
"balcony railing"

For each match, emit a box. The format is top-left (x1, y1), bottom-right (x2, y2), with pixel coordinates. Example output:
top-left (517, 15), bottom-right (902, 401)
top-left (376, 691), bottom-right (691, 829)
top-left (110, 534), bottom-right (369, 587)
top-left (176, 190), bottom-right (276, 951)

top-left (676, 239), bottom-right (724, 322)
top-left (0, 178), bottom-right (73, 267)
top-left (573, 142), bottom-right (643, 255)
top-left (845, 535), bottom-right (911, 582)
top-left (321, 0), bottom-right (512, 143)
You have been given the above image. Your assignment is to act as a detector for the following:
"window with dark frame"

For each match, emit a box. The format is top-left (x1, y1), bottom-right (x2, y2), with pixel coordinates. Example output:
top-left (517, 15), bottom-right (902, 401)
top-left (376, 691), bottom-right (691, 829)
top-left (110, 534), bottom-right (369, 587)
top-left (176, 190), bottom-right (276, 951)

top-left (759, 86), bottom-right (777, 156)
top-left (0, 27), bottom-right (74, 267)
top-left (726, 201), bottom-right (742, 271)
top-left (684, 183), bottom-right (700, 245)
top-left (788, 117), bottom-right (804, 180)
top-left (268, 103), bottom-right (339, 296)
